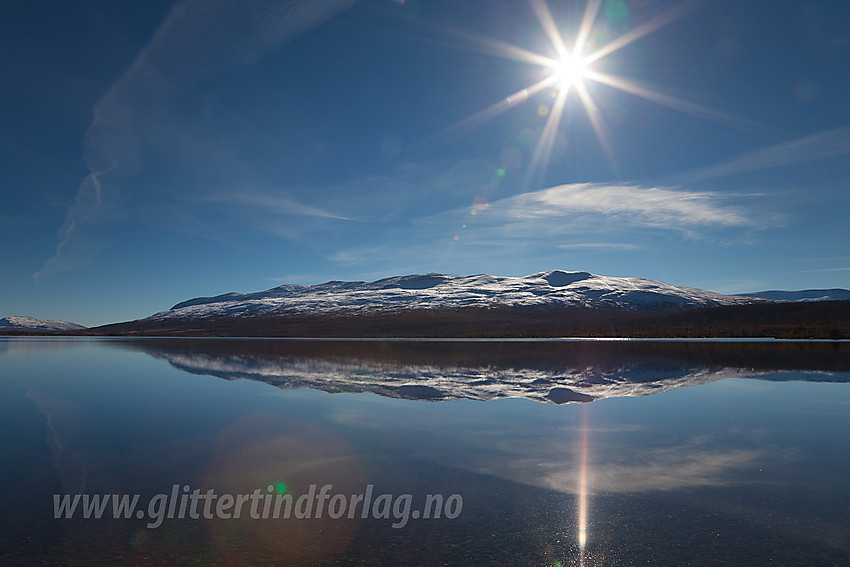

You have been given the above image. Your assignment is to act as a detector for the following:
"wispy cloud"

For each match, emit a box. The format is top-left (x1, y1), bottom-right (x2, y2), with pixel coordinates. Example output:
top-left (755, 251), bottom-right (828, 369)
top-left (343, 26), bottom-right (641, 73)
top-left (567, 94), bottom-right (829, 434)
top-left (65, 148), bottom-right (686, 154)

top-left (759, 255), bottom-right (850, 265)
top-left (330, 182), bottom-right (778, 271)
top-left (210, 193), bottom-right (357, 221)
top-left (35, 0), bottom-right (356, 280)
top-left (669, 125), bottom-right (850, 185)
top-left (411, 182), bottom-right (778, 246)
top-left (495, 183), bottom-right (758, 228)
top-left (789, 267), bottom-right (850, 273)
top-left (331, 246), bottom-right (391, 267)
top-left (556, 242), bottom-right (642, 250)
top-left (121, 156), bottom-right (497, 256)
top-left (299, 159), bottom-right (499, 223)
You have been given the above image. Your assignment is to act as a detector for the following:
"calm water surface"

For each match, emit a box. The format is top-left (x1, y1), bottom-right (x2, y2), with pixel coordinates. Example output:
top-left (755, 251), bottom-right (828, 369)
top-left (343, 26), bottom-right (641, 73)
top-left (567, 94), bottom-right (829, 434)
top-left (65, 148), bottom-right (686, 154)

top-left (1, 337), bottom-right (849, 566)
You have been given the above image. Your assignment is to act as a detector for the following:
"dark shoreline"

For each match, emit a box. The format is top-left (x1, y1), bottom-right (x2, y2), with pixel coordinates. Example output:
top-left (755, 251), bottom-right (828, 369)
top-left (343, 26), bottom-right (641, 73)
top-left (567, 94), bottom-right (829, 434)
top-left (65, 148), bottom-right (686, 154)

top-left (4, 299), bottom-right (845, 340)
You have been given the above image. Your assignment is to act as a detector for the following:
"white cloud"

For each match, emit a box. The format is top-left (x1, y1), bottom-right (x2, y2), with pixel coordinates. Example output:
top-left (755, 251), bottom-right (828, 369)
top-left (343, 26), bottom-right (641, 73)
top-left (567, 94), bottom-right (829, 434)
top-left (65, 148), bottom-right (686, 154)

top-left (328, 182), bottom-right (777, 275)
top-left (671, 125), bottom-right (850, 184)
top-left (411, 182), bottom-right (777, 244)
top-left (500, 183), bottom-right (755, 227)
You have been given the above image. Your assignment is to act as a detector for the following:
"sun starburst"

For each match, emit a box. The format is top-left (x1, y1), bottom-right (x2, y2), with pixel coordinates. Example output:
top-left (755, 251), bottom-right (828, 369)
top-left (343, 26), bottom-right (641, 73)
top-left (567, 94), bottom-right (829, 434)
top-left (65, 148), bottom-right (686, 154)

top-left (418, 0), bottom-right (747, 188)
top-left (550, 52), bottom-right (589, 90)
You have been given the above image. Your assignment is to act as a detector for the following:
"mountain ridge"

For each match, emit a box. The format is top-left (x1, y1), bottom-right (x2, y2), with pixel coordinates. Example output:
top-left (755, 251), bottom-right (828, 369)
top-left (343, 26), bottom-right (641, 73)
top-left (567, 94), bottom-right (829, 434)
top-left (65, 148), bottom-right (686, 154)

top-left (0, 316), bottom-right (87, 333)
top-left (79, 269), bottom-right (850, 339)
top-left (159, 272), bottom-right (850, 321)
top-left (151, 269), bottom-right (761, 322)
top-left (5, 270), bottom-right (848, 338)
top-left (739, 289), bottom-right (850, 302)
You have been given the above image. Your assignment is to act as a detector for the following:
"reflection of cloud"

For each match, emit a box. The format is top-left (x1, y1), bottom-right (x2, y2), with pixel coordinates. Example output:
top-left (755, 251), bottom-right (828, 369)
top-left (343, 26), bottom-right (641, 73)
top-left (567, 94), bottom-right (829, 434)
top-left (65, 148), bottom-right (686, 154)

top-left (449, 434), bottom-right (798, 496)
top-left (35, 0), bottom-right (356, 279)
top-left (335, 405), bottom-right (801, 497)
top-left (0, 338), bottom-right (87, 356)
top-left (555, 447), bottom-right (768, 493)
top-left (670, 125), bottom-right (850, 184)
top-left (26, 389), bottom-right (98, 494)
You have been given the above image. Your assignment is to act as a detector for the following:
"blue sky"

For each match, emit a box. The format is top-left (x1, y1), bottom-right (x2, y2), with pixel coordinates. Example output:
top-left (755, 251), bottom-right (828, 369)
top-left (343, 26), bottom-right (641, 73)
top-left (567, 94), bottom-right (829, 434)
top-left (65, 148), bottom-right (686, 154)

top-left (2, 0), bottom-right (849, 326)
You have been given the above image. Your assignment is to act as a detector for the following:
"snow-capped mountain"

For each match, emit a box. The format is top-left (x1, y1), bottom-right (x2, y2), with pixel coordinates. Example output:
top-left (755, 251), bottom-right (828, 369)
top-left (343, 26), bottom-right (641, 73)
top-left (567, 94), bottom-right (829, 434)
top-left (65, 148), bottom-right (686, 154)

top-left (147, 270), bottom-right (758, 321)
top-left (739, 289), bottom-right (850, 302)
top-left (0, 316), bottom-right (87, 332)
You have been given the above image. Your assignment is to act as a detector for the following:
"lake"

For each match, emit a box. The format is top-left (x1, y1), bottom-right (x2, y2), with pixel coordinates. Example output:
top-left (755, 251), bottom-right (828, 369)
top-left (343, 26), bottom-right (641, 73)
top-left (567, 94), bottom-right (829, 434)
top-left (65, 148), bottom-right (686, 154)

top-left (2, 336), bottom-right (849, 565)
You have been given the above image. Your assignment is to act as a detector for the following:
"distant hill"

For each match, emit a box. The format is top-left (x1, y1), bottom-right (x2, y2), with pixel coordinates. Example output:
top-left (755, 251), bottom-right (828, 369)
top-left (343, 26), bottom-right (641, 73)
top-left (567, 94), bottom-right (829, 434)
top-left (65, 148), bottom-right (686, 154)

top-left (0, 316), bottom-right (87, 333)
top-left (86, 270), bottom-right (850, 339)
top-left (739, 289), bottom-right (850, 302)
top-left (141, 269), bottom-right (761, 321)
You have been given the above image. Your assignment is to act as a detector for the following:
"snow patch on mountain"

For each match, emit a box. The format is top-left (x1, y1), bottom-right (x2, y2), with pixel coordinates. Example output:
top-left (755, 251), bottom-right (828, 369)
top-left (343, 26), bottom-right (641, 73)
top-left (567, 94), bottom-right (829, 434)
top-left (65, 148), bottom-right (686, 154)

top-left (147, 270), bottom-right (759, 321)
top-left (0, 316), bottom-right (87, 332)
top-left (739, 289), bottom-right (850, 302)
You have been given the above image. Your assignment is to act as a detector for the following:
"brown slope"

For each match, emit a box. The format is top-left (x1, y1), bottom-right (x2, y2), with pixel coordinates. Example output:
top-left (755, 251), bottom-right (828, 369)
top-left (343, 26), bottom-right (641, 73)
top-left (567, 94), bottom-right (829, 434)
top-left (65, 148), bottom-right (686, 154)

top-left (86, 300), bottom-right (850, 339)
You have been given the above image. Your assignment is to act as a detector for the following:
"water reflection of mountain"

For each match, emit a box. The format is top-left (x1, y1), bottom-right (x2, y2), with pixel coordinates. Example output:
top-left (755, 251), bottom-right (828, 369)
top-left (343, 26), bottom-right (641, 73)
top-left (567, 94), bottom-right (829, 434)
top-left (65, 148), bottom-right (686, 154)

top-left (119, 339), bottom-right (850, 404)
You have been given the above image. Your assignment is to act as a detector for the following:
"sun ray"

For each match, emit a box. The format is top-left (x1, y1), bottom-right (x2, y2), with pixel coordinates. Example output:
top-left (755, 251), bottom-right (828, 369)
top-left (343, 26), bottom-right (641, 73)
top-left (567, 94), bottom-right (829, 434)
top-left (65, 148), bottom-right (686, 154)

top-left (573, 0), bottom-right (603, 56)
top-left (386, 11), bottom-right (559, 69)
top-left (585, 70), bottom-right (781, 135)
top-left (575, 80), bottom-right (617, 170)
top-left (459, 31), bottom-right (557, 69)
top-left (410, 76), bottom-right (558, 153)
top-left (584, 0), bottom-right (704, 64)
top-left (530, 0), bottom-right (570, 60)
top-left (525, 82), bottom-right (570, 189)
top-left (402, 0), bottom-right (771, 187)
top-left (521, 0), bottom-right (605, 185)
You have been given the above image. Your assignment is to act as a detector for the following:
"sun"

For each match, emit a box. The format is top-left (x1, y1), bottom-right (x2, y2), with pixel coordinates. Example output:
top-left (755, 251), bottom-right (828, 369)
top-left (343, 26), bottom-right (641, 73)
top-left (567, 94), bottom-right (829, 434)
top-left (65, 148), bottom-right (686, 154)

top-left (550, 52), bottom-right (589, 90)
top-left (422, 0), bottom-right (717, 187)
